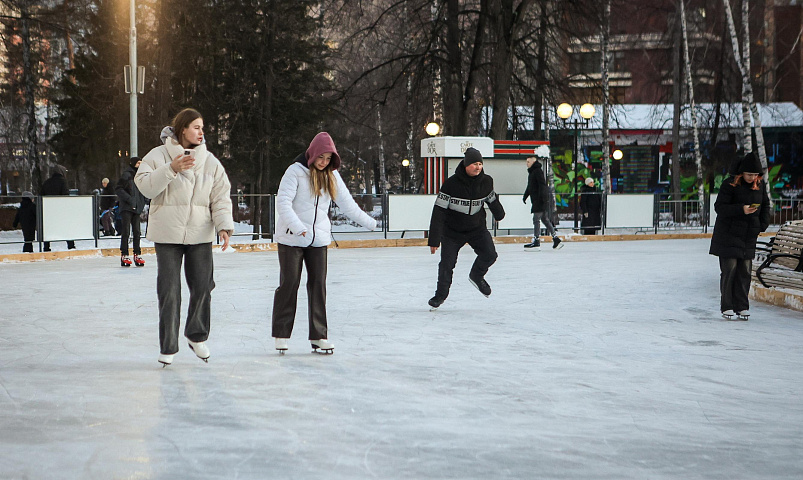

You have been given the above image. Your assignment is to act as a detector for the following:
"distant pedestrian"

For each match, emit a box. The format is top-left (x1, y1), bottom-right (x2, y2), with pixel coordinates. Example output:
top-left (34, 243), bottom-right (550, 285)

top-left (523, 146), bottom-right (562, 250)
top-left (272, 132), bottom-right (377, 355)
top-left (135, 108), bottom-right (235, 367)
top-left (99, 177), bottom-right (116, 211)
top-left (116, 157), bottom-right (147, 267)
top-left (41, 166), bottom-right (75, 251)
top-left (427, 147), bottom-right (505, 310)
top-left (13, 191), bottom-right (36, 253)
top-left (580, 177), bottom-right (602, 235)
top-left (709, 152), bottom-right (770, 321)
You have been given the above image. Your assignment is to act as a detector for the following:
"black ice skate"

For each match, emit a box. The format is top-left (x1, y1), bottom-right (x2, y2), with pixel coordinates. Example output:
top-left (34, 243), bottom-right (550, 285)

top-left (524, 239), bottom-right (541, 251)
top-left (469, 275), bottom-right (492, 297)
top-left (428, 294), bottom-right (447, 311)
top-left (311, 339), bottom-right (334, 354)
top-left (735, 310), bottom-right (750, 321)
top-left (552, 236), bottom-right (563, 250)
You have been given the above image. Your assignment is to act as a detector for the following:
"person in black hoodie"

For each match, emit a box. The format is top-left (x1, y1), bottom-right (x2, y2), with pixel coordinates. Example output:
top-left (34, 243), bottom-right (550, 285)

top-left (709, 152), bottom-right (770, 320)
top-left (427, 147), bottom-right (505, 309)
top-left (13, 191), bottom-right (36, 253)
top-left (40, 166), bottom-right (75, 251)
top-left (523, 152), bottom-right (562, 250)
top-left (116, 156), bottom-right (147, 267)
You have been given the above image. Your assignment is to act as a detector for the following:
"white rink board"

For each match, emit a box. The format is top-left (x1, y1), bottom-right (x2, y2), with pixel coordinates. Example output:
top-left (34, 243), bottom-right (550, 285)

top-left (709, 194), bottom-right (717, 227)
top-left (388, 194), bottom-right (436, 231)
top-left (41, 196), bottom-right (94, 241)
top-left (605, 194), bottom-right (654, 228)
top-left (496, 194), bottom-right (533, 230)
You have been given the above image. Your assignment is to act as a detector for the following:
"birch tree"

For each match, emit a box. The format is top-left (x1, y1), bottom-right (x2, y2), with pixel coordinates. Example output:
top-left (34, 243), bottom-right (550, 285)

top-left (678, 0), bottom-right (704, 216)
top-left (600, 0), bottom-right (611, 194)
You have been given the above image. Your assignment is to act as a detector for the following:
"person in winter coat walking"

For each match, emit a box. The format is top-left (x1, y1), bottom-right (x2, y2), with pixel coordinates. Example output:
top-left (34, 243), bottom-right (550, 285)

top-left (272, 132), bottom-right (377, 354)
top-left (135, 108), bottom-right (234, 367)
top-left (580, 177), bottom-right (602, 235)
top-left (709, 152), bottom-right (770, 320)
top-left (13, 191), bottom-right (36, 253)
top-left (116, 157), bottom-right (147, 267)
top-left (427, 147), bottom-right (505, 309)
top-left (523, 149), bottom-right (562, 250)
top-left (40, 166), bottom-right (76, 251)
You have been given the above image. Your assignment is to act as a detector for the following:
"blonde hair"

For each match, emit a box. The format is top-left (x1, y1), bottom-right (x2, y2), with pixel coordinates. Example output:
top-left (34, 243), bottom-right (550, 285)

top-left (310, 165), bottom-right (337, 198)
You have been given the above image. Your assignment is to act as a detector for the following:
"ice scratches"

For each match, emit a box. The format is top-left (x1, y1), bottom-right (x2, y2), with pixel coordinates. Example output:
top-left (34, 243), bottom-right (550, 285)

top-left (683, 340), bottom-right (723, 347)
top-left (362, 439), bottom-right (379, 478)
top-left (0, 376), bottom-right (17, 407)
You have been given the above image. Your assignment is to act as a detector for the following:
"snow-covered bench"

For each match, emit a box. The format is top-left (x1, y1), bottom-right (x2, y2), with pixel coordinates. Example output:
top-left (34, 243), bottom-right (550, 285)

top-left (754, 220), bottom-right (803, 291)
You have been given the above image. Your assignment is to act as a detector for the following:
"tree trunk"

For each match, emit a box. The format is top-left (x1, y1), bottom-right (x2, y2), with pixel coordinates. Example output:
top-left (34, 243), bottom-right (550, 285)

top-left (601, 0), bottom-right (611, 194)
top-left (671, 7), bottom-right (682, 202)
top-left (377, 108), bottom-right (388, 196)
top-left (679, 0), bottom-right (705, 219)
top-left (21, 12), bottom-right (40, 193)
top-left (155, 0), bottom-right (174, 125)
top-left (722, 0), bottom-right (753, 153)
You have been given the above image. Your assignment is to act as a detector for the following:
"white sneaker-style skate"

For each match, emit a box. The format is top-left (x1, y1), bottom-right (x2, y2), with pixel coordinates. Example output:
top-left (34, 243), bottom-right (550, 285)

top-left (721, 309), bottom-right (735, 320)
top-left (158, 354), bottom-right (174, 367)
top-left (735, 310), bottom-right (750, 321)
top-left (275, 337), bottom-right (289, 354)
top-left (311, 339), bottom-right (334, 354)
top-left (187, 339), bottom-right (210, 362)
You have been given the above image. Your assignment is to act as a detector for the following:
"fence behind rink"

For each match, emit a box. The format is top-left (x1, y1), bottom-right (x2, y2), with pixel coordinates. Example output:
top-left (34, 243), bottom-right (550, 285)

top-left (1, 190), bottom-right (802, 251)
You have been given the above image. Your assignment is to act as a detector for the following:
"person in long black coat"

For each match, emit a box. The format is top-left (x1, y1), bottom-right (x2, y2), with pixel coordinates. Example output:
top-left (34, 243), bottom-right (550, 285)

top-left (13, 192), bottom-right (36, 253)
top-left (522, 155), bottom-right (562, 250)
top-left (428, 148), bottom-right (505, 308)
top-left (40, 166), bottom-right (75, 251)
top-left (580, 177), bottom-right (602, 235)
top-left (115, 156), bottom-right (147, 266)
top-left (709, 152), bottom-right (770, 319)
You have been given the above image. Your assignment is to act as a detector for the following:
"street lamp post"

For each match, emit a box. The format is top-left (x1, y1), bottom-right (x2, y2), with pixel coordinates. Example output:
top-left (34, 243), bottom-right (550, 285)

top-left (128, 0), bottom-right (137, 157)
top-left (401, 158), bottom-right (410, 192)
top-left (557, 103), bottom-right (595, 231)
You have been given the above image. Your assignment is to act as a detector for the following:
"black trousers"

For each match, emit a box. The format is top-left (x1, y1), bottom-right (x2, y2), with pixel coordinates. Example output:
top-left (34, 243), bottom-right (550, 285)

top-left (272, 244), bottom-right (328, 340)
top-left (43, 240), bottom-right (75, 251)
top-left (719, 257), bottom-right (752, 313)
top-left (435, 228), bottom-right (498, 298)
top-left (155, 243), bottom-right (215, 355)
top-left (120, 211), bottom-right (141, 256)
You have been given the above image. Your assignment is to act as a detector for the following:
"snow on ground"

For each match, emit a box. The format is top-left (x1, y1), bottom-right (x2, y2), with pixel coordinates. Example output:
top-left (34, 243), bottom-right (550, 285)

top-left (0, 239), bottom-right (801, 479)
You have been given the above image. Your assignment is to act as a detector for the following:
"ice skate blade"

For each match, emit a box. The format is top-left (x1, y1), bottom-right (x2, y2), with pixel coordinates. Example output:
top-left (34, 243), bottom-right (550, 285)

top-left (277, 349), bottom-right (287, 355)
top-left (429, 306), bottom-right (439, 312)
top-left (553, 243), bottom-right (564, 250)
top-left (524, 247), bottom-right (541, 252)
top-left (721, 313), bottom-right (734, 320)
top-left (312, 348), bottom-right (334, 355)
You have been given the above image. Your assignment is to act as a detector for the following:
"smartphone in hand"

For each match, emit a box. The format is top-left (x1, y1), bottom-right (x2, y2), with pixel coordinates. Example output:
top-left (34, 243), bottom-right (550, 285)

top-left (749, 203), bottom-right (760, 209)
top-left (183, 149), bottom-right (196, 158)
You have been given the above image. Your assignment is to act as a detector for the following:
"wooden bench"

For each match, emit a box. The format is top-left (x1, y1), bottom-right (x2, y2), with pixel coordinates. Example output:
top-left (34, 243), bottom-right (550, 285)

top-left (753, 220), bottom-right (803, 291)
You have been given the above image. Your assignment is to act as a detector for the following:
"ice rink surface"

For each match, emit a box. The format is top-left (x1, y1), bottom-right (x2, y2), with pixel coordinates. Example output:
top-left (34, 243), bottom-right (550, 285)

top-left (0, 238), bottom-right (801, 479)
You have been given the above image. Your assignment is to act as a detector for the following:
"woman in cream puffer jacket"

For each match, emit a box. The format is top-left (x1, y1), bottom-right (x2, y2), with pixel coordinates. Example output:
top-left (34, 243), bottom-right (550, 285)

top-left (135, 108), bottom-right (234, 367)
top-left (272, 132), bottom-right (376, 355)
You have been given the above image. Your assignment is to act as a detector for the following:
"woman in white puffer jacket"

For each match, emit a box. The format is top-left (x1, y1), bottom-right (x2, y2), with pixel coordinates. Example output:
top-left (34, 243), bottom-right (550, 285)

top-left (272, 132), bottom-right (376, 354)
top-left (135, 108), bottom-right (234, 367)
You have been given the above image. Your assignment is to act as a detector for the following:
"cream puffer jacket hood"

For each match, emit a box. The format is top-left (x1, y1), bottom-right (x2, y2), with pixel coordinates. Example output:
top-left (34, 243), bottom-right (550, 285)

top-left (275, 156), bottom-right (377, 248)
top-left (135, 131), bottom-right (234, 245)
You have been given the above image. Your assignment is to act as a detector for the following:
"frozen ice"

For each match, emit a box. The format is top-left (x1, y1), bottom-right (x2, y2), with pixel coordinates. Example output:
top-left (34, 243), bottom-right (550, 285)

top-left (0, 238), bottom-right (801, 479)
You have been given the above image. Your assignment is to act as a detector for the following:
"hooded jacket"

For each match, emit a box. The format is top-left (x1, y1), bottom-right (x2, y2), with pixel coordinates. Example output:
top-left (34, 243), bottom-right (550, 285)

top-left (275, 143), bottom-right (376, 248)
top-left (428, 162), bottom-right (505, 247)
top-left (116, 165), bottom-right (146, 214)
top-left (134, 129), bottom-right (234, 245)
top-left (41, 170), bottom-right (69, 196)
top-left (709, 176), bottom-right (770, 259)
top-left (522, 161), bottom-right (548, 213)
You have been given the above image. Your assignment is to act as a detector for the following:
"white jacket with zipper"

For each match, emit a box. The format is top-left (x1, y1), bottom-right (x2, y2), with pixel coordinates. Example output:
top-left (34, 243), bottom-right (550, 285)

top-left (135, 134), bottom-right (234, 245)
top-left (275, 161), bottom-right (376, 248)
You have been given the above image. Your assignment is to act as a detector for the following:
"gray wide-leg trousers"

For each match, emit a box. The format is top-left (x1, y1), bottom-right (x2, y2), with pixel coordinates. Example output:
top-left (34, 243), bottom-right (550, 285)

top-left (272, 244), bottom-right (328, 340)
top-left (155, 243), bottom-right (215, 355)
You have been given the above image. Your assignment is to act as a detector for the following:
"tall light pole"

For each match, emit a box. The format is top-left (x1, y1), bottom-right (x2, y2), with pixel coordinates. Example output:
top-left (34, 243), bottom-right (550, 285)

top-left (128, 0), bottom-right (138, 157)
top-left (557, 103), bottom-right (595, 231)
